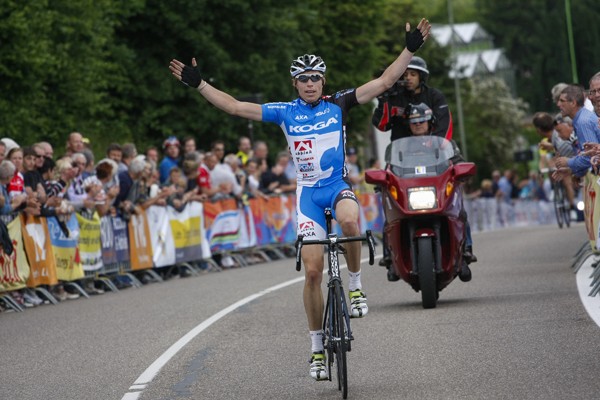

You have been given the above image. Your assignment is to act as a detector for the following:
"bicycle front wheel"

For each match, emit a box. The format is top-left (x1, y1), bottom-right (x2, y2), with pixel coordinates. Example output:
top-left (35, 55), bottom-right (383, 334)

top-left (332, 280), bottom-right (348, 398)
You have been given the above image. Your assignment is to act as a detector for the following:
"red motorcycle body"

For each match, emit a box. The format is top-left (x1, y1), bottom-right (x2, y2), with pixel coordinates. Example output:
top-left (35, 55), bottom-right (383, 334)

top-left (365, 136), bottom-right (476, 308)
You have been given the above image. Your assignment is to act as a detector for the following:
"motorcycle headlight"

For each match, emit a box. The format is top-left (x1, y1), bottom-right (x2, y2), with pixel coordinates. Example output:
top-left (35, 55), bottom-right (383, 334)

top-left (408, 187), bottom-right (437, 210)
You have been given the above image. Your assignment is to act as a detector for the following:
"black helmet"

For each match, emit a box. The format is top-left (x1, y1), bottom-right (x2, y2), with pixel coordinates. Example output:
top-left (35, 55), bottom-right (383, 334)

top-left (407, 103), bottom-right (433, 123)
top-left (407, 56), bottom-right (429, 82)
top-left (290, 54), bottom-right (326, 77)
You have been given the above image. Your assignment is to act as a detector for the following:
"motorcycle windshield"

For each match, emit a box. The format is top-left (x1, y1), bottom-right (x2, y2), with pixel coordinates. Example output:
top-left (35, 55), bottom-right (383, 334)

top-left (385, 136), bottom-right (455, 178)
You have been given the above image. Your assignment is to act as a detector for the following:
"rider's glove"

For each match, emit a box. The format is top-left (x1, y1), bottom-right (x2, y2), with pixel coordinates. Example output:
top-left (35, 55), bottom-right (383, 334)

top-left (405, 27), bottom-right (425, 53)
top-left (181, 64), bottom-right (203, 88)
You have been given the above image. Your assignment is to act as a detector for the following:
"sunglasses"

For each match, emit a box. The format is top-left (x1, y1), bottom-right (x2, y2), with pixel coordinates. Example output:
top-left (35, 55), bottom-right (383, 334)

top-left (296, 74), bottom-right (323, 83)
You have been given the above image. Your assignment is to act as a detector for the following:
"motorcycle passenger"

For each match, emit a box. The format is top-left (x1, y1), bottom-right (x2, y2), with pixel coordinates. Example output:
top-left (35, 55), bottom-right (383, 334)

top-left (400, 103), bottom-right (474, 282)
top-left (169, 19), bottom-right (431, 381)
top-left (372, 57), bottom-right (455, 268)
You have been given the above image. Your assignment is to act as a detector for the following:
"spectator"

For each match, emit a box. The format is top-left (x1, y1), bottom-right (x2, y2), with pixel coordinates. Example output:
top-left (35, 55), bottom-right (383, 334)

top-left (259, 151), bottom-right (296, 195)
top-left (66, 153), bottom-right (93, 212)
top-left (106, 143), bottom-right (123, 165)
top-left (22, 147), bottom-right (47, 205)
top-left (253, 140), bottom-right (269, 173)
top-left (223, 153), bottom-right (246, 193)
top-left (554, 84), bottom-right (600, 179)
top-left (145, 146), bottom-right (160, 165)
top-left (119, 143), bottom-right (138, 174)
top-left (211, 140), bottom-right (226, 163)
top-left (588, 72), bottom-right (600, 117)
top-left (210, 153), bottom-right (242, 200)
top-left (243, 158), bottom-right (268, 200)
top-left (159, 136), bottom-right (181, 184)
top-left (81, 148), bottom-right (95, 179)
top-left (94, 159), bottom-right (120, 212)
top-left (236, 136), bottom-right (253, 166)
top-left (0, 160), bottom-right (26, 216)
top-left (0, 141), bottom-right (5, 163)
top-left (36, 141), bottom-right (54, 159)
top-left (182, 136), bottom-right (197, 158)
top-left (65, 132), bottom-right (85, 157)
top-left (7, 148), bottom-right (25, 200)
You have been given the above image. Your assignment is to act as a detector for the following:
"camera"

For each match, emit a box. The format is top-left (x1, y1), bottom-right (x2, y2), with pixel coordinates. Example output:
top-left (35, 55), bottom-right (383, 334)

top-left (380, 80), bottom-right (408, 98)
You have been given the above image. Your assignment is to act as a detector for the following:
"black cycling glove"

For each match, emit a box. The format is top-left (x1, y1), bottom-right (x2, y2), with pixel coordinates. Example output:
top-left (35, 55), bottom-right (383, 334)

top-left (405, 27), bottom-right (425, 53)
top-left (181, 64), bottom-right (203, 88)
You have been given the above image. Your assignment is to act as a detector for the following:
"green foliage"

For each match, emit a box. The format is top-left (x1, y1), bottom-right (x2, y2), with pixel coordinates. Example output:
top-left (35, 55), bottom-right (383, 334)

top-left (461, 77), bottom-right (528, 181)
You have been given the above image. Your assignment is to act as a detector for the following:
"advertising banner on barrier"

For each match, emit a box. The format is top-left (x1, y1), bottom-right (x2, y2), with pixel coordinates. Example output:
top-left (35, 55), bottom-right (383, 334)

top-left (0, 218), bottom-right (30, 291)
top-left (21, 214), bottom-right (58, 287)
top-left (76, 213), bottom-right (103, 272)
top-left (248, 198), bottom-right (274, 246)
top-left (129, 209), bottom-right (154, 271)
top-left (204, 198), bottom-right (242, 252)
top-left (47, 215), bottom-right (84, 282)
top-left (112, 216), bottom-right (130, 264)
top-left (264, 194), bottom-right (296, 244)
top-left (100, 216), bottom-right (118, 266)
top-left (168, 202), bottom-right (208, 263)
top-left (146, 205), bottom-right (175, 268)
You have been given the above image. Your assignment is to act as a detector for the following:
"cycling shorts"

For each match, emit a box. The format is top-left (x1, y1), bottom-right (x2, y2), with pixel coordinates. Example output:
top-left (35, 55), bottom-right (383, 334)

top-left (296, 179), bottom-right (358, 240)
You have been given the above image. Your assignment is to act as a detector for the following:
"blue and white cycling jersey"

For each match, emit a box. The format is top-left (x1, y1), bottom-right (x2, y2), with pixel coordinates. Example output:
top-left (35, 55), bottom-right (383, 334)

top-left (262, 89), bottom-right (360, 239)
top-left (262, 89), bottom-right (359, 187)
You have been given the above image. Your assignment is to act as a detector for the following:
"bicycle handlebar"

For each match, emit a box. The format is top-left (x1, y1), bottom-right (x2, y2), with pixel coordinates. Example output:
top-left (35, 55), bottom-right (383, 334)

top-left (295, 230), bottom-right (376, 271)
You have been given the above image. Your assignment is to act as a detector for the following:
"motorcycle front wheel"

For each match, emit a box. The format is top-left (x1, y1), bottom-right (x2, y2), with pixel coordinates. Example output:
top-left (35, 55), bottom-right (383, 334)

top-left (417, 237), bottom-right (437, 309)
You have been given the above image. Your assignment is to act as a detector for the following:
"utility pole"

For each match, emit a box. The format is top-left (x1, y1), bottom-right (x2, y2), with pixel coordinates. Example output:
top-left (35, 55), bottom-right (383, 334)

top-left (565, 0), bottom-right (578, 83)
top-left (448, 0), bottom-right (468, 160)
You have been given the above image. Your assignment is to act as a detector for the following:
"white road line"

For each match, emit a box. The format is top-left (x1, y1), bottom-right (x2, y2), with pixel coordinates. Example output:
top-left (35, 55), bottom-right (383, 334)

top-left (121, 256), bottom-right (376, 400)
top-left (575, 255), bottom-right (600, 327)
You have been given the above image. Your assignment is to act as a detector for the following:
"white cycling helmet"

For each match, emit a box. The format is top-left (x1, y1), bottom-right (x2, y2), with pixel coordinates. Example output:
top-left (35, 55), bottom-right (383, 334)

top-left (290, 54), bottom-right (326, 77)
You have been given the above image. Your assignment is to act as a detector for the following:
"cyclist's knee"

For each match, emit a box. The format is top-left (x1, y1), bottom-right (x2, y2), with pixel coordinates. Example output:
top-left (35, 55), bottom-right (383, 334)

top-left (305, 267), bottom-right (323, 286)
top-left (338, 219), bottom-right (359, 236)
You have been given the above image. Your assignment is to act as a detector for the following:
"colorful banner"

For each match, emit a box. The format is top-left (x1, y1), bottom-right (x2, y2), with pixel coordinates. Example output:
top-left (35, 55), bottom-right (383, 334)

top-left (76, 212), bottom-right (103, 272)
top-left (128, 208), bottom-right (154, 271)
top-left (146, 205), bottom-right (175, 268)
top-left (204, 198), bottom-right (242, 252)
top-left (0, 218), bottom-right (30, 291)
top-left (168, 202), bottom-right (207, 263)
top-left (100, 216), bottom-right (118, 266)
top-left (264, 194), bottom-right (297, 244)
top-left (47, 215), bottom-right (84, 282)
top-left (21, 214), bottom-right (58, 287)
top-left (248, 198), bottom-right (275, 246)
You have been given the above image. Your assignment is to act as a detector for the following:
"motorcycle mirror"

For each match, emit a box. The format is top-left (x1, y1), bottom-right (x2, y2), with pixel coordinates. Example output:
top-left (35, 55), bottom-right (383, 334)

top-left (454, 162), bottom-right (477, 180)
top-left (364, 169), bottom-right (387, 185)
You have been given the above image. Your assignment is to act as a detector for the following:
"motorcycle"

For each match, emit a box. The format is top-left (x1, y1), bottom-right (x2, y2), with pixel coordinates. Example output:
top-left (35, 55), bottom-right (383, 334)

top-left (365, 136), bottom-right (476, 309)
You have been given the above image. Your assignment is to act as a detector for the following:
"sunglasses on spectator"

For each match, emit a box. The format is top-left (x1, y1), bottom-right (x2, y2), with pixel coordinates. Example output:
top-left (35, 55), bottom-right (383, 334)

top-left (296, 74), bottom-right (323, 83)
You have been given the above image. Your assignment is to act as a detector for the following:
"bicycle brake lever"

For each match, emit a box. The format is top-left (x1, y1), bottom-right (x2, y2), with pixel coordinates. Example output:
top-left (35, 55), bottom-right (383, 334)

top-left (366, 230), bottom-right (375, 265)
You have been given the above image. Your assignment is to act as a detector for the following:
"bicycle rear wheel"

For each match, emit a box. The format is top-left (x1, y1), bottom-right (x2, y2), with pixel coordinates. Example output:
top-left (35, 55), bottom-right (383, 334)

top-left (331, 280), bottom-right (349, 398)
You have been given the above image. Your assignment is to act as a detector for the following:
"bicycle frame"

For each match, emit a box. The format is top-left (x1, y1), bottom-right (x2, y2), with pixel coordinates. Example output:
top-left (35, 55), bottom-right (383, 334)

top-left (294, 207), bottom-right (375, 398)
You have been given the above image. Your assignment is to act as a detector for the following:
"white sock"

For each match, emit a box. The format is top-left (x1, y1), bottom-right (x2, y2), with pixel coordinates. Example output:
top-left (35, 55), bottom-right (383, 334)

top-left (348, 270), bottom-right (362, 291)
top-left (310, 330), bottom-right (324, 352)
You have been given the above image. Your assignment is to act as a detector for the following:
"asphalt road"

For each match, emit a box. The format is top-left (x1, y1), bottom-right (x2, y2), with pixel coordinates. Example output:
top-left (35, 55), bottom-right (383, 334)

top-left (1, 223), bottom-right (599, 400)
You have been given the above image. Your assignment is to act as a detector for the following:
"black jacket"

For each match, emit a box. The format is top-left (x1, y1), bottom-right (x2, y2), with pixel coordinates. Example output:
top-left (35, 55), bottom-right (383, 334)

top-left (372, 84), bottom-right (451, 142)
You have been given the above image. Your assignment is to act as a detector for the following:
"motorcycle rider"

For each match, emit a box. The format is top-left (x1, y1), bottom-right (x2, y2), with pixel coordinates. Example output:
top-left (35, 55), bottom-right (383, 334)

top-left (393, 103), bottom-right (474, 282)
top-left (371, 57), bottom-right (476, 268)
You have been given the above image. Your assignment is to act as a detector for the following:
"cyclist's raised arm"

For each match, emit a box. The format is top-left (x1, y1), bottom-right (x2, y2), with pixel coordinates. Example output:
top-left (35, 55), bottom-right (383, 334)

top-left (355, 19), bottom-right (430, 105)
top-left (169, 58), bottom-right (262, 121)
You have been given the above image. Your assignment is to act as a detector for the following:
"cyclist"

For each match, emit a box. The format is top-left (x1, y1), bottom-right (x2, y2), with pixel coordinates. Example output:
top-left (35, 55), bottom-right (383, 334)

top-left (169, 19), bottom-right (431, 381)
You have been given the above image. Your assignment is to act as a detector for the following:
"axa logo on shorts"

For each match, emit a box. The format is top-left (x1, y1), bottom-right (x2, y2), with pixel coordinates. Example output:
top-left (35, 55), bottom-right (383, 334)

top-left (299, 221), bottom-right (316, 237)
top-left (289, 117), bottom-right (338, 133)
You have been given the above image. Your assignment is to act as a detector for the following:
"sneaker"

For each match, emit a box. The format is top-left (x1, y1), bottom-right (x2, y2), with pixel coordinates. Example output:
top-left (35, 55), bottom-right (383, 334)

top-left (387, 268), bottom-right (400, 282)
top-left (23, 290), bottom-right (43, 306)
top-left (459, 263), bottom-right (472, 282)
top-left (65, 290), bottom-right (80, 300)
top-left (309, 351), bottom-right (328, 381)
top-left (464, 246), bottom-right (477, 264)
top-left (349, 289), bottom-right (368, 318)
top-left (378, 257), bottom-right (391, 267)
top-left (52, 285), bottom-right (68, 302)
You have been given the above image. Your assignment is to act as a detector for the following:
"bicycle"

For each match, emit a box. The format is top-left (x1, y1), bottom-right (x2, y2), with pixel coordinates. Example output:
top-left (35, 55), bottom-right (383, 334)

top-left (541, 168), bottom-right (571, 229)
top-left (295, 208), bottom-right (375, 399)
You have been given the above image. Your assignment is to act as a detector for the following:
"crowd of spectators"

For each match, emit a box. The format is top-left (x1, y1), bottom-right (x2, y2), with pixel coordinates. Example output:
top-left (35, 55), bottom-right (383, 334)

top-left (1, 133), bottom-right (368, 310)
